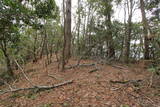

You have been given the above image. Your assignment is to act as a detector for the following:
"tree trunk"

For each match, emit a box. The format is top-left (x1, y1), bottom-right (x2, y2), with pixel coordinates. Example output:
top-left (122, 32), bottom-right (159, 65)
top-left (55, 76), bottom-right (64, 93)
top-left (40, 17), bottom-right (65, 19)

top-left (33, 31), bottom-right (38, 62)
top-left (140, 0), bottom-right (150, 59)
top-left (107, 13), bottom-right (115, 58)
top-left (64, 0), bottom-right (72, 60)
top-left (76, 0), bottom-right (81, 55)
top-left (61, 0), bottom-right (72, 71)
top-left (1, 44), bottom-right (14, 77)
top-left (123, 0), bottom-right (133, 63)
top-left (0, 40), bottom-right (14, 77)
top-left (40, 33), bottom-right (46, 59)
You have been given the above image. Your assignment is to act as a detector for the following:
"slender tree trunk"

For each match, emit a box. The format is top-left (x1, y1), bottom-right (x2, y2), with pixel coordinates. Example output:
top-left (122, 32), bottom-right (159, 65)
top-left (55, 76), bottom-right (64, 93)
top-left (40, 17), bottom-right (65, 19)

top-left (85, 4), bottom-right (91, 55)
top-left (77, 0), bottom-right (81, 55)
top-left (0, 41), bottom-right (14, 77)
top-left (65, 0), bottom-right (72, 59)
top-left (61, 0), bottom-right (66, 71)
top-left (119, 1), bottom-right (127, 61)
top-left (140, 0), bottom-right (150, 59)
top-left (61, 0), bottom-right (72, 71)
top-left (3, 51), bottom-right (14, 77)
top-left (123, 0), bottom-right (133, 63)
top-left (33, 31), bottom-right (38, 62)
top-left (44, 28), bottom-right (50, 65)
top-left (107, 13), bottom-right (115, 58)
top-left (82, 10), bottom-right (87, 40)
top-left (40, 33), bottom-right (46, 59)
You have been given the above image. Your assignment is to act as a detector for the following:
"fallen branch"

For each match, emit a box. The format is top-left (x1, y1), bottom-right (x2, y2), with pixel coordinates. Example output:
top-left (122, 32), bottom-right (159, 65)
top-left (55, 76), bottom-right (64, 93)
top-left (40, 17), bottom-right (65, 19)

top-left (110, 79), bottom-right (142, 84)
top-left (110, 65), bottom-right (128, 70)
top-left (110, 80), bottom-right (143, 91)
top-left (98, 60), bottom-right (128, 70)
top-left (110, 86), bottom-right (124, 91)
top-left (0, 80), bottom-right (73, 95)
top-left (89, 68), bottom-right (99, 73)
top-left (66, 63), bottom-right (96, 69)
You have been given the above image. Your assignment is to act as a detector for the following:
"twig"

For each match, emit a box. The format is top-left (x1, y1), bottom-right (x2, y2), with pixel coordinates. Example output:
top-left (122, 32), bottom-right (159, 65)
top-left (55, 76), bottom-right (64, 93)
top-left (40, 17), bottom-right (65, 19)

top-left (14, 59), bottom-right (35, 86)
top-left (0, 80), bottom-right (73, 95)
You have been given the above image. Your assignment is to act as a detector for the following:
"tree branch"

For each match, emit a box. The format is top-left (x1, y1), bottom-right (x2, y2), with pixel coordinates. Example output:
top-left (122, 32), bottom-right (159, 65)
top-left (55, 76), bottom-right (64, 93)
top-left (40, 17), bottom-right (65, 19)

top-left (0, 80), bottom-right (73, 95)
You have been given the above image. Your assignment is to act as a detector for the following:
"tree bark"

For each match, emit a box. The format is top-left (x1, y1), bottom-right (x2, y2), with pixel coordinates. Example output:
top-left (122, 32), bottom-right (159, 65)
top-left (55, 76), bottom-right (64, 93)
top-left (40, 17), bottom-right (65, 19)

top-left (76, 0), bottom-right (81, 55)
top-left (65, 0), bottom-right (72, 59)
top-left (61, 0), bottom-right (66, 71)
top-left (140, 0), bottom-right (150, 59)
top-left (33, 31), bottom-right (38, 62)
top-left (107, 13), bottom-right (115, 58)
top-left (123, 0), bottom-right (133, 63)
top-left (61, 0), bottom-right (72, 71)
top-left (40, 32), bottom-right (47, 59)
top-left (3, 51), bottom-right (14, 77)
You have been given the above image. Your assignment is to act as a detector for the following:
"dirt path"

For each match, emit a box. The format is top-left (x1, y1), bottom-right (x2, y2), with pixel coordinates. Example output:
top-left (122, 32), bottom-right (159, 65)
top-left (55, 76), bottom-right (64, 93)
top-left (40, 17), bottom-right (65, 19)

top-left (0, 58), bottom-right (160, 107)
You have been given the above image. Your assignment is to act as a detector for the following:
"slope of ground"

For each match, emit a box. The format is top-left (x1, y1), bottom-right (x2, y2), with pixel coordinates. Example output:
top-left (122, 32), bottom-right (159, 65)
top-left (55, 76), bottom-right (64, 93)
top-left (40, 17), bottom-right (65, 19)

top-left (0, 57), bottom-right (160, 107)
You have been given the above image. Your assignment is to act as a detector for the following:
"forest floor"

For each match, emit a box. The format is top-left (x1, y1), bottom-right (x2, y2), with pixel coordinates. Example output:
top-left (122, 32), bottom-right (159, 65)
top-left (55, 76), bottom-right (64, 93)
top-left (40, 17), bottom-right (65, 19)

top-left (0, 56), bottom-right (160, 107)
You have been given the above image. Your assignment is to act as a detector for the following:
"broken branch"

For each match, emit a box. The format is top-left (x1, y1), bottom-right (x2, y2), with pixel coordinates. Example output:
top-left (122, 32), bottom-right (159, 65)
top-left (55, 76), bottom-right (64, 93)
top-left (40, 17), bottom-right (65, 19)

top-left (110, 80), bottom-right (142, 84)
top-left (0, 80), bottom-right (73, 95)
top-left (89, 68), bottom-right (99, 73)
top-left (66, 63), bottom-right (96, 69)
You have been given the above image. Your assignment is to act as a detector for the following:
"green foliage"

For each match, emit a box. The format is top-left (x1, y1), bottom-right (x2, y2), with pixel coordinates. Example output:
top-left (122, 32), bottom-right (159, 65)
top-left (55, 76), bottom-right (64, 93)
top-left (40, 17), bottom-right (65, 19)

top-left (35, 0), bottom-right (58, 19)
top-left (0, 0), bottom-right (59, 77)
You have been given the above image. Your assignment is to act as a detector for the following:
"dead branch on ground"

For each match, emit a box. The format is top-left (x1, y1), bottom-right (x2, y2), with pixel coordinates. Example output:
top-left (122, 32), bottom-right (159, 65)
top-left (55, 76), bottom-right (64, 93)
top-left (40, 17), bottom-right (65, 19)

top-left (98, 60), bottom-right (128, 70)
top-left (110, 65), bottom-right (128, 70)
top-left (110, 79), bottom-right (142, 84)
top-left (0, 80), bottom-right (73, 95)
top-left (89, 68), bottom-right (99, 73)
top-left (110, 79), bottom-right (143, 91)
top-left (65, 63), bottom-right (96, 69)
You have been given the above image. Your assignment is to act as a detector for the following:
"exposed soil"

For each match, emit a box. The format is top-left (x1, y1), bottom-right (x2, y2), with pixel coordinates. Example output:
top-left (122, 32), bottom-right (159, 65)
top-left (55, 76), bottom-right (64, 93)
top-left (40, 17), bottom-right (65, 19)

top-left (0, 57), bottom-right (160, 107)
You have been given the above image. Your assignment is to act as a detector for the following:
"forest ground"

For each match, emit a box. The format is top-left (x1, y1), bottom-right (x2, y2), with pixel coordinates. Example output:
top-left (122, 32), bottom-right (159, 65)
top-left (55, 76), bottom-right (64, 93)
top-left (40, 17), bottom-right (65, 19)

top-left (0, 56), bottom-right (160, 107)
